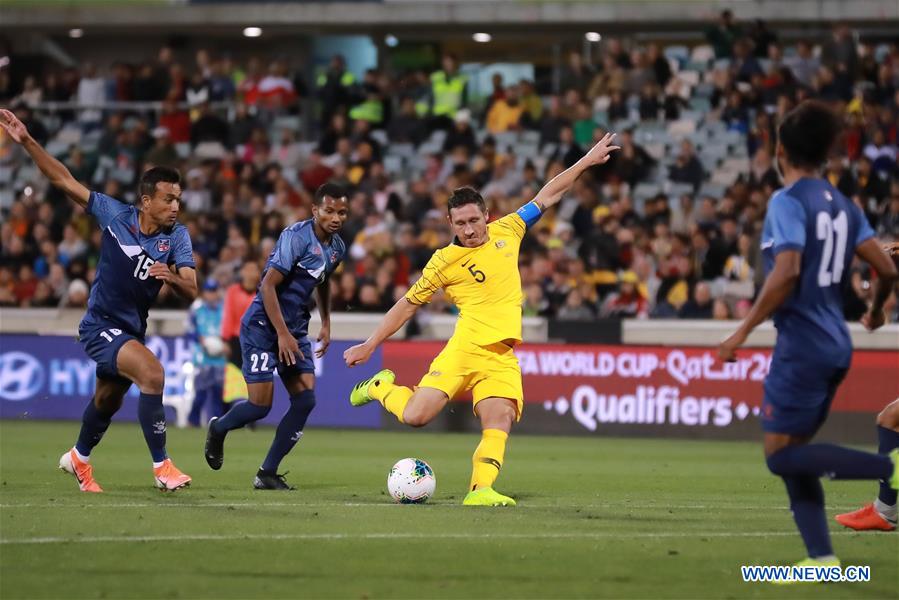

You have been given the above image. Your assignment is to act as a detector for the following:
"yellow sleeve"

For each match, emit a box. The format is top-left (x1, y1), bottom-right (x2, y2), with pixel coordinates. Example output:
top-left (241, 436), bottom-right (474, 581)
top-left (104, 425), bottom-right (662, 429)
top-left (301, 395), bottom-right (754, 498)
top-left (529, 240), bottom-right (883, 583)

top-left (404, 252), bottom-right (450, 305)
top-left (492, 212), bottom-right (527, 240)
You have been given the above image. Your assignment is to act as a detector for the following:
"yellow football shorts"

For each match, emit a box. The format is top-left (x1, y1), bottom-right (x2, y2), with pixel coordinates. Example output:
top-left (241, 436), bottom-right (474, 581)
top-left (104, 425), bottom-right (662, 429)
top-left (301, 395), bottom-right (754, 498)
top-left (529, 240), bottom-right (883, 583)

top-left (417, 336), bottom-right (524, 420)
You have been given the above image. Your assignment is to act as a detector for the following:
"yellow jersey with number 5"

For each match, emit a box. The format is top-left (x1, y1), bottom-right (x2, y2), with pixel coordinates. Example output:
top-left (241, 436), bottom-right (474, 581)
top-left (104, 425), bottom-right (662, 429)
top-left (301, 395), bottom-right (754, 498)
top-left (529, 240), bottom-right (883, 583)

top-left (405, 212), bottom-right (526, 346)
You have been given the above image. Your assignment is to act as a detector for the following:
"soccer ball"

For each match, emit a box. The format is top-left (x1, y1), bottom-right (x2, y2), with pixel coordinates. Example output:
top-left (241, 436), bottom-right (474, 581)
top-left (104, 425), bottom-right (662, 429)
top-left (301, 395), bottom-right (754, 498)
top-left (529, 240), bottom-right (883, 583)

top-left (387, 458), bottom-right (436, 504)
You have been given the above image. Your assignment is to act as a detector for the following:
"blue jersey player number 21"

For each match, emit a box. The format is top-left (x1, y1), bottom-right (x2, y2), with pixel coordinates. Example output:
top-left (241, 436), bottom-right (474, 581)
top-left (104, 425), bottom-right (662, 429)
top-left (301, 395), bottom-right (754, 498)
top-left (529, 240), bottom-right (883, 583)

top-left (718, 101), bottom-right (899, 572)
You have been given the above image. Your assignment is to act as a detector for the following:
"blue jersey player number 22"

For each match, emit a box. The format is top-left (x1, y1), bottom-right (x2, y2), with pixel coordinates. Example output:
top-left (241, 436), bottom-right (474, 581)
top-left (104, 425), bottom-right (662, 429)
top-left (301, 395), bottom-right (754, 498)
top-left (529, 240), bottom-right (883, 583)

top-left (204, 183), bottom-right (349, 491)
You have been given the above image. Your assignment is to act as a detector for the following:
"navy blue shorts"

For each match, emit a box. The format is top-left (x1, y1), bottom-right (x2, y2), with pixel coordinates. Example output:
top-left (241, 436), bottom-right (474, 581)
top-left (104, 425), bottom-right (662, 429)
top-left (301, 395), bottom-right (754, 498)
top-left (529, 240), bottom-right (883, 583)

top-left (761, 357), bottom-right (848, 435)
top-left (78, 320), bottom-right (141, 384)
top-left (240, 321), bottom-right (313, 384)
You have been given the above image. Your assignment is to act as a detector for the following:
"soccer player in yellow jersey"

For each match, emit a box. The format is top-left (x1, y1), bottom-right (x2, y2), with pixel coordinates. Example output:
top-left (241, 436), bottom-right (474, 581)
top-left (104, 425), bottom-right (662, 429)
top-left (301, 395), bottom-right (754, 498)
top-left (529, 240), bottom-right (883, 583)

top-left (343, 134), bottom-right (620, 506)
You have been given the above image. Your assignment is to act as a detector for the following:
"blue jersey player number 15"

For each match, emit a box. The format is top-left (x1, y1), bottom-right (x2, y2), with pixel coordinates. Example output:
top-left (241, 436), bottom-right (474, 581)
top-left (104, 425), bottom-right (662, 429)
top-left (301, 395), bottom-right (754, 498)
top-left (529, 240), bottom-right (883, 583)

top-left (0, 108), bottom-right (199, 493)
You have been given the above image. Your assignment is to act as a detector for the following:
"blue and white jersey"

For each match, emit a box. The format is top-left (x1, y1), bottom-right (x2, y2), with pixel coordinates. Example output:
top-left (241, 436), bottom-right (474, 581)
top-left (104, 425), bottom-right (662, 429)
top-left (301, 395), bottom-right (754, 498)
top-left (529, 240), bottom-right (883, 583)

top-left (82, 191), bottom-right (195, 337)
top-left (762, 177), bottom-right (874, 367)
top-left (188, 300), bottom-right (226, 367)
top-left (241, 219), bottom-right (345, 339)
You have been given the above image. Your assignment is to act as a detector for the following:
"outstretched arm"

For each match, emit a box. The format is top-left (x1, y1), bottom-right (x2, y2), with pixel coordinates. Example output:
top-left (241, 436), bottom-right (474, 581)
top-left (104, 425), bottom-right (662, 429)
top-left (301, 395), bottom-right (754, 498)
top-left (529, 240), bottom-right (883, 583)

top-left (343, 298), bottom-right (420, 367)
top-left (530, 133), bottom-right (620, 212)
top-left (0, 109), bottom-right (89, 207)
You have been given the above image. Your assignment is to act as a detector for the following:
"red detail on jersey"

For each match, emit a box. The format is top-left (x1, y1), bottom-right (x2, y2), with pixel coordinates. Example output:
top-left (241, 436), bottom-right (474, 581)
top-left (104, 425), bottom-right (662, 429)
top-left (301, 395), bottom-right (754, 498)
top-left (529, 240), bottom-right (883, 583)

top-left (157, 239), bottom-right (170, 252)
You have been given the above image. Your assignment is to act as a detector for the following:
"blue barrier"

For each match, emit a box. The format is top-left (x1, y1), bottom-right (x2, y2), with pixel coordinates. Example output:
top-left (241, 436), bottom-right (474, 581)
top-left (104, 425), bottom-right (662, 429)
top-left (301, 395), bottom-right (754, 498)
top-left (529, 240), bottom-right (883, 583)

top-left (0, 334), bottom-right (382, 429)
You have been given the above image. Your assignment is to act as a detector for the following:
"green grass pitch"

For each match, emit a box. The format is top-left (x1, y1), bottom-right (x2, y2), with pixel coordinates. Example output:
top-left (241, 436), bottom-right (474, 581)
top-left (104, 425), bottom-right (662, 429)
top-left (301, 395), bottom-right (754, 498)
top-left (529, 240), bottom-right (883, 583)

top-left (1, 420), bottom-right (896, 599)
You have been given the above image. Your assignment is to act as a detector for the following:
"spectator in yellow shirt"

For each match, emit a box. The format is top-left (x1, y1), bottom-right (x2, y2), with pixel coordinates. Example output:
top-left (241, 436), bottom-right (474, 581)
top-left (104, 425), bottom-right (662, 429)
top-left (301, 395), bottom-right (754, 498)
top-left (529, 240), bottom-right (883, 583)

top-left (519, 80), bottom-right (544, 126)
top-left (487, 84), bottom-right (525, 134)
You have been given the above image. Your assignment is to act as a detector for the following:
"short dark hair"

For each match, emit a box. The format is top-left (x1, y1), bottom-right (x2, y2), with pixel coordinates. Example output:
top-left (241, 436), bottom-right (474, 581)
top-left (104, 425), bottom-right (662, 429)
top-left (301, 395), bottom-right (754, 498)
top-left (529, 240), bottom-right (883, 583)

top-left (139, 166), bottom-right (181, 198)
top-left (314, 182), bottom-right (347, 205)
top-left (447, 186), bottom-right (486, 214)
top-left (777, 100), bottom-right (842, 171)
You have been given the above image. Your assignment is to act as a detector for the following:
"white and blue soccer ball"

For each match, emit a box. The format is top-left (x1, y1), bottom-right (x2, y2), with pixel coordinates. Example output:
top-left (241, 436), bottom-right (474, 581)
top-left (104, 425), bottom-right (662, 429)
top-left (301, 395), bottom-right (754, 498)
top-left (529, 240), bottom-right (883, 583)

top-left (387, 458), bottom-right (436, 504)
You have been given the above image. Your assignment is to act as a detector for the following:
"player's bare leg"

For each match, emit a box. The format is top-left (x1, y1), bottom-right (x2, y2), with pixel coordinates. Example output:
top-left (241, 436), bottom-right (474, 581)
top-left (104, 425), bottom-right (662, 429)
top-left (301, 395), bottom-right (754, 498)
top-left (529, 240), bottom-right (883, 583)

top-left (349, 369), bottom-right (448, 426)
top-left (254, 373), bottom-right (317, 491)
top-left (59, 377), bottom-right (130, 493)
top-left (836, 399), bottom-right (899, 531)
top-left (401, 388), bottom-right (449, 427)
top-left (117, 340), bottom-right (190, 491)
top-left (205, 381), bottom-right (274, 470)
top-left (464, 397), bottom-right (517, 506)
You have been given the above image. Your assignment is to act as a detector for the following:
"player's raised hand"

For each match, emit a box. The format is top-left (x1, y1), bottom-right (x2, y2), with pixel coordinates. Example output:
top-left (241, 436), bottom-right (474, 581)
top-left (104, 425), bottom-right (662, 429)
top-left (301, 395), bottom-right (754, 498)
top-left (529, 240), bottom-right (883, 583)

top-left (0, 109), bottom-right (28, 144)
top-left (278, 333), bottom-right (302, 366)
top-left (583, 133), bottom-right (620, 166)
top-left (315, 324), bottom-right (331, 358)
top-left (343, 343), bottom-right (373, 368)
top-left (148, 261), bottom-right (175, 282)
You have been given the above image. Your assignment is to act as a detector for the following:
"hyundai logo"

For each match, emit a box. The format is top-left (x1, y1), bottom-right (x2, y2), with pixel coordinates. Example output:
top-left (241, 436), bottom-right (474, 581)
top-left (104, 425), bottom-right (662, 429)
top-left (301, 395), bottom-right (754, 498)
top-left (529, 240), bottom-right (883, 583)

top-left (0, 352), bottom-right (45, 401)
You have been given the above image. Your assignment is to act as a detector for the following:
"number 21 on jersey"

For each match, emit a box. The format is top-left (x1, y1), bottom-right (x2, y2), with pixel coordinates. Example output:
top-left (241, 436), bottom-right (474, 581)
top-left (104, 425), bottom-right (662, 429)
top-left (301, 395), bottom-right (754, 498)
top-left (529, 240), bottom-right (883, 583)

top-left (816, 210), bottom-right (847, 287)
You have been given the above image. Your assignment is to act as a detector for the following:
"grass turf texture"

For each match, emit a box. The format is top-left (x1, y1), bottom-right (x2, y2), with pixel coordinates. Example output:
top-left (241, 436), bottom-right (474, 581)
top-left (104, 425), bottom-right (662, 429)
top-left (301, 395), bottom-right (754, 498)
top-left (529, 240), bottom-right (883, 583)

top-left (1, 421), bottom-right (896, 599)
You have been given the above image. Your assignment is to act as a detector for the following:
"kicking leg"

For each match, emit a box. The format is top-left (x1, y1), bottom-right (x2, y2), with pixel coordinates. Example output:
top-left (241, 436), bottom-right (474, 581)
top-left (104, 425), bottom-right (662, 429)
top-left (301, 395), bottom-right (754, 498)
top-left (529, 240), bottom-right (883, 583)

top-left (349, 368), bottom-right (448, 427)
top-left (59, 377), bottom-right (130, 493)
top-left (255, 373), bottom-right (316, 490)
top-left (464, 397), bottom-right (517, 507)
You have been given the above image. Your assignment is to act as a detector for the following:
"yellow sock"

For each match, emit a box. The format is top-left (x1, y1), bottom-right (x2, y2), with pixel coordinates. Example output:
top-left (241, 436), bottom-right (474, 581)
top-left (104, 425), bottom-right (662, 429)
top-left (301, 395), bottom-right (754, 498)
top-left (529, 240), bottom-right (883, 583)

top-left (470, 429), bottom-right (508, 491)
top-left (370, 379), bottom-right (412, 424)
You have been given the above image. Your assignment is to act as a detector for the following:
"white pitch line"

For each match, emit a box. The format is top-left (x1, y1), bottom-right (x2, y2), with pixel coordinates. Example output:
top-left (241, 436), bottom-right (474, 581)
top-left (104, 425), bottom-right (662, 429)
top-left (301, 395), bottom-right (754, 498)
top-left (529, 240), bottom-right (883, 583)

top-left (0, 530), bottom-right (862, 546)
top-left (0, 502), bottom-right (860, 510)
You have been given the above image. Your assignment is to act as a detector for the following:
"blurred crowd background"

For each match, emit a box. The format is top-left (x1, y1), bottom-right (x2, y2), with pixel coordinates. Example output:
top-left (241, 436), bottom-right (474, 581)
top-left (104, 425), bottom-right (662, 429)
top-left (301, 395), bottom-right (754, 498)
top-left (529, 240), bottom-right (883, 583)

top-left (1, 13), bottom-right (897, 324)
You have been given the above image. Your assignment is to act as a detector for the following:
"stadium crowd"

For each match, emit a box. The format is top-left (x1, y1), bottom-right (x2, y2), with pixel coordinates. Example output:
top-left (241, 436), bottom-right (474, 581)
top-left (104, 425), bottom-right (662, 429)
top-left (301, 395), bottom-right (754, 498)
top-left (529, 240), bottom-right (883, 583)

top-left (1, 16), bottom-right (897, 324)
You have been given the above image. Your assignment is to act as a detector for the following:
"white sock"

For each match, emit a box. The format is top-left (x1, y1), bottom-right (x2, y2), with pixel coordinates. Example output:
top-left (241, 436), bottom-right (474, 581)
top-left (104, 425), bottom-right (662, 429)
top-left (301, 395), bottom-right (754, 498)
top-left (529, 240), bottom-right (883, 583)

top-left (873, 498), bottom-right (898, 522)
top-left (152, 460), bottom-right (166, 469)
top-left (73, 448), bottom-right (90, 463)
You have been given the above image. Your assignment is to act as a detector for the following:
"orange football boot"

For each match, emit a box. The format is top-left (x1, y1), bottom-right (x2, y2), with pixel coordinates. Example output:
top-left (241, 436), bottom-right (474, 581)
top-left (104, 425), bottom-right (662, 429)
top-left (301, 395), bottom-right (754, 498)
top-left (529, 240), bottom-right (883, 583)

top-left (835, 503), bottom-right (896, 531)
top-left (58, 449), bottom-right (103, 493)
top-left (154, 458), bottom-right (192, 491)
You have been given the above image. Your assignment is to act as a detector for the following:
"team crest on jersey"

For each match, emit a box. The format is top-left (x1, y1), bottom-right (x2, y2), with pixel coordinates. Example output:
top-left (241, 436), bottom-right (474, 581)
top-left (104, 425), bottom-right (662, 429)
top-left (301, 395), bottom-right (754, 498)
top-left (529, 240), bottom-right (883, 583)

top-left (495, 240), bottom-right (506, 249)
top-left (156, 239), bottom-right (170, 252)
top-left (330, 251), bottom-right (339, 262)
top-left (312, 245), bottom-right (322, 256)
